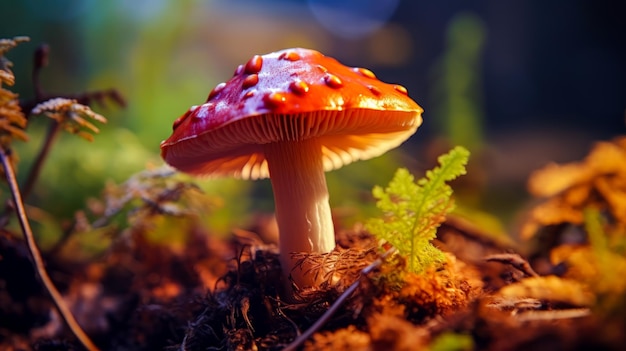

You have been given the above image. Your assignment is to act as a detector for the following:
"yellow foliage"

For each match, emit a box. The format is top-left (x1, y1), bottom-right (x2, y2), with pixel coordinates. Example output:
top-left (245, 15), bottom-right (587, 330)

top-left (497, 275), bottom-right (595, 307)
top-left (528, 139), bottom-right (626, 197)
top-left (522, 136), bottom-right (626, 239)
top-left (0, 38), bottom-right (29, 143)
top-left (550, 244), bottom-right (626, 298)
top-left (0, 37), bottom-right (30, 178)
top-left (0, 89), bottom-right (28, 143)
top-left (520, 137), bottom-right (626, 318)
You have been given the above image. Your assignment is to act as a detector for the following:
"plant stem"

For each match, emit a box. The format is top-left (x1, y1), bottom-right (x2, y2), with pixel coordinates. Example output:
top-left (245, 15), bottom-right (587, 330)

top-left (21, 120), bottom-right (61, 198)
top-left (0, 147), bottom-right (100, 351)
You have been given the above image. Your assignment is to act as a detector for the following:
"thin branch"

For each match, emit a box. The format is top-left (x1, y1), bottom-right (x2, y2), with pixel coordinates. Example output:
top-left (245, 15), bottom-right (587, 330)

top-left (18, 43), bottom-right (59, 198)
top-left (32, 43), bottom-right (49, 101)
top-left (21, 120), bottom-right (60, 198)
top-left (23, 43), bottom-right (127, 116)
top-left (514, 308), bottom-right (591, 322)
top-left (0, 146), bottom-right (100, 351)
top-left (485, 253), bottom-right (539, 278)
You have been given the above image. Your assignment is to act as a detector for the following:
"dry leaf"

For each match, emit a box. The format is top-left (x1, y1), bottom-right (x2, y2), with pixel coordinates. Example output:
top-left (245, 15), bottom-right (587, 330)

top-left (497, 275), bottom-right (595, 307)
top-left (550, 244), bottom-right (626, 297)
top-left (528, 139), bottom-right (626, 197)
top-left (520, 196), bottom-right (585, 239)
top-left (528, 162), bottom-right (591, 197)
top-left (0, 37), bottom-right (30, 176)
top-left (521, 136), bottom-right (626, 239)
top-left (594, 176), bottom-right (626, 224)
top-left (32, 98), bottom-right (107, 141)
top-left (0, 36), bottom-right (30, 87)
top-left (0, 38), bottom-right (29, 145)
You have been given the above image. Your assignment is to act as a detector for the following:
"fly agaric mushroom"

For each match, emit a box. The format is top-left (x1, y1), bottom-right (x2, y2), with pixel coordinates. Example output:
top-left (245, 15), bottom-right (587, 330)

top-left (160, 48), bottom-right (423, 288)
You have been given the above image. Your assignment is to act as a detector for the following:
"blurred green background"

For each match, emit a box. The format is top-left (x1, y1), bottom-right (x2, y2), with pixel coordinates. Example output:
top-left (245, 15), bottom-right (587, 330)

top-left (1, 0), bottom-right (625, 234)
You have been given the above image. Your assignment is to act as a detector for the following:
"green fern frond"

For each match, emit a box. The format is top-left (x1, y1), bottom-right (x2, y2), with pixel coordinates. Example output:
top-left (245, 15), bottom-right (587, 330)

top-left (367, 146), bottom-right (470, 273)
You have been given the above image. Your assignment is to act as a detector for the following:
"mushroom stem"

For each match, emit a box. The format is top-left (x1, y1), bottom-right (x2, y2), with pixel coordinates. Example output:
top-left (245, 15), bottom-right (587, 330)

top-left (264, 138), bottom-right (336, 288)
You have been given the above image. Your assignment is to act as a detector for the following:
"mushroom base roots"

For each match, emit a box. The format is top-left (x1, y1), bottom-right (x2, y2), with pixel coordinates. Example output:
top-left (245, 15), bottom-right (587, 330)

top-left (264, 139), bottom-right (336, 288)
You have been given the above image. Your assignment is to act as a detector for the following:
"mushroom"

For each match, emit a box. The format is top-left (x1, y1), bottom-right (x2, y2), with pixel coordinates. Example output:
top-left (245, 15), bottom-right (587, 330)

top-left (160, 48), bottom-right (423, 289)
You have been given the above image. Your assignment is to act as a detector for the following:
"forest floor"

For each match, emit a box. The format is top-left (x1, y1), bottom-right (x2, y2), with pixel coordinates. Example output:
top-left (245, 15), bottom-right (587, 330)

top-left (2, 137), bottom-right (626, 350)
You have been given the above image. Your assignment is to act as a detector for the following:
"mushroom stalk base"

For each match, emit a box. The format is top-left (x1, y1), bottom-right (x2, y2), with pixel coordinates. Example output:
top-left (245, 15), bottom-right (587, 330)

top-left (265, 139), bottom-right (336, 288)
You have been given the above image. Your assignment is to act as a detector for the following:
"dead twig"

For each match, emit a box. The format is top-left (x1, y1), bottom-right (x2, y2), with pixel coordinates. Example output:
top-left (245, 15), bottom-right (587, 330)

top-left (485, 253), bottom-right (539, 278)
top-left (20, 119), bottom-right (60, 198)
top-left (0, 146), bottom-right (100, 351)
top-left (514, 308), bottom-right (591, 322)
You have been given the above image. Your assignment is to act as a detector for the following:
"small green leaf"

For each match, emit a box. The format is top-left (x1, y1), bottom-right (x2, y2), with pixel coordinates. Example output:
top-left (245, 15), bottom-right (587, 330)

top-left (367, 146), bottom-right (470, 273)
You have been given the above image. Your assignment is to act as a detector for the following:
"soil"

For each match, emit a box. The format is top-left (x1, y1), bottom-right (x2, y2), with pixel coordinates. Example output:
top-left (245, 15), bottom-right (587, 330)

top-left (1, 208), bottom-right (624, 351)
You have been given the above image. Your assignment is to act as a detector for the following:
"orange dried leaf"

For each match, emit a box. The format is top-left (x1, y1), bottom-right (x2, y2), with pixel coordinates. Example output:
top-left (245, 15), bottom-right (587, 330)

top-left (528, 162), bottom-right (591, 197)
top-left (594, 177), bottom-right (626, 224)
top-left (550, 244), bottom-right (626, 297)
top-left (585, 140), bottom-right (626, 176)
top-left (528, 139), bottom-right (626, 198)
top-left (497, 275), bottom-right (595, 307)
top-left (550, 245), bottom-right (601, 281)
top-left (0, 89), bottom-right (28, 145)
top-left (520, 196), bottom-right (585, 239)
top-left (0, 120), bottom-right (28, 141)
top-left (522, 136), bottom-right (626, 239)
top-left (0, 70), bottom-right (14, 86)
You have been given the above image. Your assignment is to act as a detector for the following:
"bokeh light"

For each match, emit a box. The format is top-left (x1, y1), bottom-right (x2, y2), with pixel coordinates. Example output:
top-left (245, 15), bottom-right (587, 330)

top-left (307, 0), bottom-right (401, 39)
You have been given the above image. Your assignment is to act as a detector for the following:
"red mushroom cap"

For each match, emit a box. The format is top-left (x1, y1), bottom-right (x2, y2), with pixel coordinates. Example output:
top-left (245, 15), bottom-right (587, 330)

top-left (161, 48), bottom-right (423, 179)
